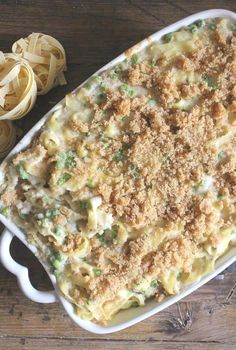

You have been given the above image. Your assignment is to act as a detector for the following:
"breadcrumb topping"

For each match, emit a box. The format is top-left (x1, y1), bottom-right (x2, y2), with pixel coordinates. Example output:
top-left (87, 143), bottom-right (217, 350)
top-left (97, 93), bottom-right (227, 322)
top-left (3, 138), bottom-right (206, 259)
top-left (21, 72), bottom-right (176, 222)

top-left (1, 17), bottom-right (236, 323)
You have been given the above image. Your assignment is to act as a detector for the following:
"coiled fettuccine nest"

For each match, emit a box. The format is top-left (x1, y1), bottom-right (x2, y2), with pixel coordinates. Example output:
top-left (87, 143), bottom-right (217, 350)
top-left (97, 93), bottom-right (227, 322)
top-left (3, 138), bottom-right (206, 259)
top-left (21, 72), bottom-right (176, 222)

top-left (0, 52), bottom-right (37, 121)
top-left (0, 120), bottom-right (16, 158)
top-left (0, 33), bottom-right (67, 157)
top-left (12, 32), bottom-right (67, 95)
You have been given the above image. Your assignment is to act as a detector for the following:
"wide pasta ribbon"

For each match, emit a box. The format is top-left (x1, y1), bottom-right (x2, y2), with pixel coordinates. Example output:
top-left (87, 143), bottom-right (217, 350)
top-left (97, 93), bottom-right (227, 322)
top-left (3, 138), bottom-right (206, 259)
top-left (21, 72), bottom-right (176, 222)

top-left (0, 120), bottom-right (16, 157)
top-left (12, 33), bottom-right (67, 95)
top-left (0, 52), bottom-right (37, 121)
top-left (0, 33), bottom-right (67, 157)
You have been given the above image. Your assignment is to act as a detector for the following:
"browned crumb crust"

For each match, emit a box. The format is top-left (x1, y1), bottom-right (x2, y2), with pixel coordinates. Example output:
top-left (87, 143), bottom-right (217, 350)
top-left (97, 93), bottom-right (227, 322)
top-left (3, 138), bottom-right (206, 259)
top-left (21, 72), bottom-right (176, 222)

top-left (79, 24), bottom-right (236, 299)
top-left (1, 20), bottom-right (236, 304)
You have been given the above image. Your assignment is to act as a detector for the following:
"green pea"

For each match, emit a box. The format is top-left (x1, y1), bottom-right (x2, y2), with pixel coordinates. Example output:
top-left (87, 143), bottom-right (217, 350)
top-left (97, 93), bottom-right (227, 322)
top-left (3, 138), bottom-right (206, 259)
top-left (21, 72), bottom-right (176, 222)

top-left (0, 207), bottom-right (9, 217)
top-left (96, 93), bottom-right (106, 104)
top-left (94, 268), bottom-right (102, 276)
top-left (87, 178), bottom-right (95, 188)
top-left (188, 24), bottom-right (197, 33)
top-left (53, 226), bottom-right (65, 237)
top-left (202, 74), bottom-right (218, 89)
top-left (163, 33), bottom-right (173, 43)
top-left (131, 54), bottom-right (139, 65)
top-left (194, 19), bottom-right (205, 28)
top-left (209, 23), bottom-right (217, 31)
top-left (79, 200), bottom-right (92, 210)
top-left (217, 192), bottom-right (223, 200)
top-left (97, 226), bottom-right (118, 246)
top-left (151, 279), bottom-right (159, 288)
top-left (45, 208), bottom-right (59, 219)
top-left (18, 164), bottom-right (29, 180)
top-left (120, 84), bottom-right (135, 97)
top-left (113, 149), bottom-right (125, 162)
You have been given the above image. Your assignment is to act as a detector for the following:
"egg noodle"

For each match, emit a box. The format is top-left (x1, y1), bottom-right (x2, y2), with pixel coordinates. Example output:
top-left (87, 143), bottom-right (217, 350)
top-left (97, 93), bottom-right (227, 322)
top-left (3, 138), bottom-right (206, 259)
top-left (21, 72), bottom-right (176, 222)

top-left (12, 33), bottom-right (67, 95)
top-left (0, 52), bottom-right (37, 120)
top-left (0, 33), bottom-right (66, 121)
top-left (0, 120), bottom-right (16, 158)
top-left (0, 17), bottom-right (236, 324)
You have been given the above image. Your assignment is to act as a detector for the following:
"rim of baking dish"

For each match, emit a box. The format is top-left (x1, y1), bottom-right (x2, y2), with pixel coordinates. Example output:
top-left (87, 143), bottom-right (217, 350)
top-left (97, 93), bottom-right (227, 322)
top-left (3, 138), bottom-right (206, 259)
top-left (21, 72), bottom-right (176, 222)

top-left (0, 9), bottom-right (236, 334)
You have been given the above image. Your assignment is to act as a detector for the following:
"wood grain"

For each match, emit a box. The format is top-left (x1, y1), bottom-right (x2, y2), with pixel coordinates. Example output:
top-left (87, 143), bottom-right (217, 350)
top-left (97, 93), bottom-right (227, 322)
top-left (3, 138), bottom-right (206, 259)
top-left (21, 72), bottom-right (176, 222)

top-left (0, 1), bottom-right (236, 349)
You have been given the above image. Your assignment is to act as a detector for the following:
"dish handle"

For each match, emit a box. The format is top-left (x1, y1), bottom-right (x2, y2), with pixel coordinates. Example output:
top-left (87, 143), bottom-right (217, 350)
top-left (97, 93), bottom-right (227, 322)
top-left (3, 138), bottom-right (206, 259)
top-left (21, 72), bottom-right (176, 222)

top-left (0, 229), bottom-right (57, 303)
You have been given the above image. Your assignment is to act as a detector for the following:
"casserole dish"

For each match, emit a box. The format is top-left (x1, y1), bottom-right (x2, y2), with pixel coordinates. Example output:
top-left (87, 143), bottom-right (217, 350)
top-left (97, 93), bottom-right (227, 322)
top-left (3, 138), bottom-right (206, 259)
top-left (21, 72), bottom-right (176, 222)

top-left (0, 8), bottom-right (236, 334)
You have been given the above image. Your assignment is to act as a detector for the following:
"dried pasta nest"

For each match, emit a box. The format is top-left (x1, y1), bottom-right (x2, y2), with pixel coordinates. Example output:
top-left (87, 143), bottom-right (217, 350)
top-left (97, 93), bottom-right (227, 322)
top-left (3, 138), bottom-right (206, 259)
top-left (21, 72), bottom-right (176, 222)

top-left (0, 52), bottom-right (37, 121)
top-left (12, 32), bottom-right (67, 95)
top-left (0, 120), bottom-right (16, 158)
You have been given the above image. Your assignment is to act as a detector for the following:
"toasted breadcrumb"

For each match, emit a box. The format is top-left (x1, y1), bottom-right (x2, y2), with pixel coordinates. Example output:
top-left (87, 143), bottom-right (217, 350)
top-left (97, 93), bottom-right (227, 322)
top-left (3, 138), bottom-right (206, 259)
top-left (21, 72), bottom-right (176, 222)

top-left (1, 18), bottom-right (236, 323)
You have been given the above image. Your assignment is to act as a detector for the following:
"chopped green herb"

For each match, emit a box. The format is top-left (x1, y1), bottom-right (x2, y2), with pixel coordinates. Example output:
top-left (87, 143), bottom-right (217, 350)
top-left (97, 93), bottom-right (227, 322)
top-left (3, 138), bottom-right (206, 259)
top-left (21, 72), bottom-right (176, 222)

top-left (0, 207), bottom-right (9, 217)
top-left (163, 33), bottom-right (173, 43)
top-left (83, 132), bottom-right (90, 138)
top-left (56, 151), bottom-right (76, 170)
top-left (151, 279), bottom-right (159, 288)
top-left (178, 271), bottom-right (183, 279)
top-left (202, 74), bottom-right (218, 89)
top-left (194, 19), bottom-right (205, 28)
top-left (123, 142), bottom-right (132, 150)
top-left (113, 148), bottom-right (124, 162)
top-left (150, 58), bottom-right (156, 67)
top-left (217, 192), bottom-right (223, 200)
top-left (37, 217), bottom-right (50, 227)
top-left (18, 164), bottom-right (29, 180)
top-left (109, 70), bottom-right (118, 79)
top-left (79, 200), bottom-right (92, 211)
top-left (84, 81), bottom-right (92, 90)
top-left (57, 173), bottom-right (71, 186)
top-left (94, 76), bottom-right (103, 85)
top-left (94, 268), bottom-right (102, 276)
top-left (127, 130), bottom-right (134, 137)
top-left (53, 226), bottom-right (65, 237)
top-left (231, 24), bottom-right (236, 32)
top-left (114, 64), bottom-right (123, 74)
top-left (87, 296), bottom-right (94, 304)
top-left (55, 152), bottom-right (66, 169)
top-left (131, 54), bottom-right (139, 65)
top-left (217, 151), bottom-right (225, 161)
top-left (19, 213), bottom-right (27, 220)
top-left (129, 163), bottom-right (140, 179)
top-left (121, 116), bottom-right (128, 122)
top-left (162, 154), bottom-right (171, 163)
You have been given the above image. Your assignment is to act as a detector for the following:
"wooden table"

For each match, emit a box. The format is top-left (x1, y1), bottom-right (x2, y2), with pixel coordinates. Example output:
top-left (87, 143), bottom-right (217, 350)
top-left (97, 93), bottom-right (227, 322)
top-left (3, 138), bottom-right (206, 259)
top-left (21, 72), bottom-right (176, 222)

top-left (0, 1), bottom-right (236, 349)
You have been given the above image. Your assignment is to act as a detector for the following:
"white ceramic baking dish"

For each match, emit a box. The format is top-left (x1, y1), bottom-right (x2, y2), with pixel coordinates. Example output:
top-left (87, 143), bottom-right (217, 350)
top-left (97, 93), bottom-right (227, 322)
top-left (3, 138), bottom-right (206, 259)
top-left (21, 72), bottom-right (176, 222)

top-left (0, 9), bottom-right (236, 334)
